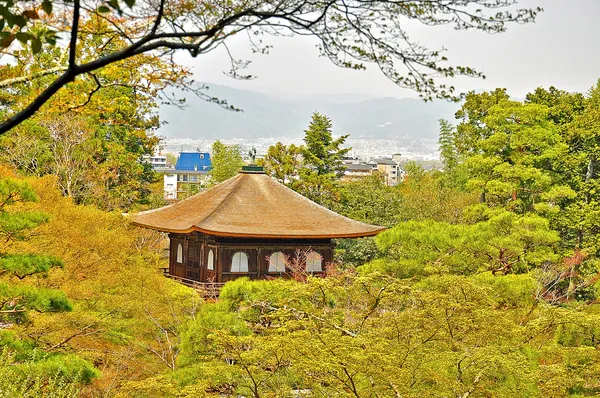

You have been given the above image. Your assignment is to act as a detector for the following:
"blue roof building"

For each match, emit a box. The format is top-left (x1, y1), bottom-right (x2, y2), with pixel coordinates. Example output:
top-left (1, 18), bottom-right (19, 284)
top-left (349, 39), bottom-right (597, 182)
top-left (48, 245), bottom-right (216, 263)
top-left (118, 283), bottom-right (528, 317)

top-left (175, 152), bottom-right (212, 172)
top-left (163, 152), bottom-right (213, 200)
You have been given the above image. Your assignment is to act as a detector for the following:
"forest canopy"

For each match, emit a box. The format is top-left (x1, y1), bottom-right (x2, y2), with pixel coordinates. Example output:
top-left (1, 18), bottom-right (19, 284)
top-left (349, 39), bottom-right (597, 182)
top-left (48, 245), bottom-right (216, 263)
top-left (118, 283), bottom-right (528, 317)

top-left (5, 0), bottom-right (600, 394)
top-left (2, 82), bottom-right (600, 396)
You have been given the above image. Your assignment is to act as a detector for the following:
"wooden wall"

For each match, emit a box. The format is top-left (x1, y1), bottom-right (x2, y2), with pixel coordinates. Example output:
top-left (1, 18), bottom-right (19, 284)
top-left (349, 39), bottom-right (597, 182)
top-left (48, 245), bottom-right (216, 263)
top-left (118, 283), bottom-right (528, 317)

top-left (168, 232), bottom-right (335, 283)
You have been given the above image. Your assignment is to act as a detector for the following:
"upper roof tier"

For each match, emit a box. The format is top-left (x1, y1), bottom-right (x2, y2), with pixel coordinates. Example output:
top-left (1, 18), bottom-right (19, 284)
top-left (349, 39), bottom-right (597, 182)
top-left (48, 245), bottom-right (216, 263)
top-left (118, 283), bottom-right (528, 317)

top-left (131, 170), bottom-right (385, 239)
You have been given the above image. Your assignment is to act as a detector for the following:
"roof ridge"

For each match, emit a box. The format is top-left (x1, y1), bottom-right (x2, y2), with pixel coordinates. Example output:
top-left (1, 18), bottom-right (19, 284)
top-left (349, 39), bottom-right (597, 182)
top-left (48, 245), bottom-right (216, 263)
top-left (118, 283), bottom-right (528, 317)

top-left (189, 174), bottom-right (240, 205)
top-left (194, 173), bottom-right (247, 227)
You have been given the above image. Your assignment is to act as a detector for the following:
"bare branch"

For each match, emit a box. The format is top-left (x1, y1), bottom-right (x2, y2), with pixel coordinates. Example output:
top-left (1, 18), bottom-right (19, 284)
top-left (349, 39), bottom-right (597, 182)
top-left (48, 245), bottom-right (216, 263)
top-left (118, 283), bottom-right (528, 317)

top-left (69, 73), bottom-right (102, 110)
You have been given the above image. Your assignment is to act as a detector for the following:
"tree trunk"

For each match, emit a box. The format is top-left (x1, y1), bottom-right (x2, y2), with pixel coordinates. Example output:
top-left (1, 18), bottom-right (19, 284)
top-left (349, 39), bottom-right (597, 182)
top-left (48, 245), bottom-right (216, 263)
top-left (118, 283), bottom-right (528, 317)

top-left (585, 155), bottom-right (596, 182)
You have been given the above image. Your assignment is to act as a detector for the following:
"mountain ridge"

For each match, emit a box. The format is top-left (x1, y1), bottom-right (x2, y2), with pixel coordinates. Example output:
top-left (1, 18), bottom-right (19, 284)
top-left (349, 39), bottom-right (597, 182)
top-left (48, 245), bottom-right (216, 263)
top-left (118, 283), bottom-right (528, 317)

top-left (158, 83), bottom-right (461, 140)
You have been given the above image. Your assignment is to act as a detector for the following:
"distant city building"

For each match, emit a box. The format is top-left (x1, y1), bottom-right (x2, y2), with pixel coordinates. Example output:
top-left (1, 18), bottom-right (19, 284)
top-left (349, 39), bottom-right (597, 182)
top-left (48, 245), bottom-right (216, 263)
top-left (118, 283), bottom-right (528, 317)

top-left (368, 158), bottom-right (405, 186)
top-left (342, 157), bottom-right (405, 186)
top-left (342, 156), bottom-right (361, 164)
top-left (163, 152), bottom-right (212, 200)
top-left (343, 163), bottom-right (375, 179)
top-left (142, 150), bottom-right (168, 170)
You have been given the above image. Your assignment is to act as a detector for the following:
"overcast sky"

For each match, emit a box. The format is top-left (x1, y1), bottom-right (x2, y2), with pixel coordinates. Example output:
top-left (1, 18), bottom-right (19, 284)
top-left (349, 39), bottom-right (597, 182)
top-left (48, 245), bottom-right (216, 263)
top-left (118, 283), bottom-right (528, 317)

top-left (179, 0), bottom-right (598, 99)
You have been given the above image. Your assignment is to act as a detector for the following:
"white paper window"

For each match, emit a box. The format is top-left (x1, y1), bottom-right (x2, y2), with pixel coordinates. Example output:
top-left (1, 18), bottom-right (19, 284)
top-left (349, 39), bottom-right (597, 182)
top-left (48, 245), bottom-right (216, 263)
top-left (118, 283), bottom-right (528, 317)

top-left (231, 252), bottom-right (248, 273)
top-left (207, 249), bottom-right (214, 271)
top-left (269, 252), bottom-right (286, 272)
top-left (306, 252), bottom-right (322, 272)
top-left (176, 243), bottom-right (183, 263)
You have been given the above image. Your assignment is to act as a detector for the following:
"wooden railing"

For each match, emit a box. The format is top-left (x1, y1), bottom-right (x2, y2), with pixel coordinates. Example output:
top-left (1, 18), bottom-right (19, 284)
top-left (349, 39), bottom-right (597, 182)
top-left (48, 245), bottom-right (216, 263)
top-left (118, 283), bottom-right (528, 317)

top-left (160, 268), bottom-right (225, 298)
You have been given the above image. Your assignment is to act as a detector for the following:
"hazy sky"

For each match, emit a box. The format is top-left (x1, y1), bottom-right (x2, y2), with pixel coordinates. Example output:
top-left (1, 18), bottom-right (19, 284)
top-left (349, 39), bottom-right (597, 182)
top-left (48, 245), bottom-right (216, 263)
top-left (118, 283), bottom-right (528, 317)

top-left (179, 0), bottom-right (598, 99)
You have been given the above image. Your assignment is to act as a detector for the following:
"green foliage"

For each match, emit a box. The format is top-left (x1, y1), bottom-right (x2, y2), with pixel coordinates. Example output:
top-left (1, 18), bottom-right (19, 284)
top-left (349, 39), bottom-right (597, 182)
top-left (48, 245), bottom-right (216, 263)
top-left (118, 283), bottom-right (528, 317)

top-left (525, 86), bottom-right (586, 127)
top-left (0, 210), bottom-right (48, 238)
top-left (396, 171), bottom-right (478, 223)
top-left (210, 140), bottom-right (244, 183)
top-left (178, 301), bottom-right (251, 367)
top-left (258, 141), bottom-right (302, 183)
top-left (0, 254), bottom-right (62, 278)
top-left (12, 352), bottom-right (100, 384)
top-left (291, 170), bottom-right (340, 208)
top-left (437, 119), bottom-right (469, 189)
top-left (168, 273), bottom-right (600, 397)
top-left (374, 211), bottom-right (560, 277)
top-left (0, 173), bottom-right (211, 395)
top-left (448, 83), bottom-right (600, 266)
top-left (0, 283), bottom-right (71, 313)
top-left (334, 174), bottom-right (401, 227)
top-left (438, 118), bottom-right (459, 173)
top-left (454, 88), bottom-right (511, 155)
top-left (0, 177), bottom-right (38, 203)
top-left (0, 177), bottom-right (70, 319)
top-left (471, 272), bottom-right (538, 308)
top-left (5, 53), bottom-right (600, 398)
top-left (0, 15), bottom-right (197, 210)
top-left (268, 112), bottom-right (355, 209)
top-left (403, 160), bottom-right (426, 185)
top-left (0, 346), bottom-right (99, 397)
top-left (334, 237), bottom-right (381, 267)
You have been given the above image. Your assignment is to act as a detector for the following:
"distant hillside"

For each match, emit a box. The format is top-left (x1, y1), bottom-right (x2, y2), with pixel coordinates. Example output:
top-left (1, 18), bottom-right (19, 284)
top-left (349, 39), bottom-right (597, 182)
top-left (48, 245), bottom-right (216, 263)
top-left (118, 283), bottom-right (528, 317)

top-left (158, 84), bottom-right (460, 140)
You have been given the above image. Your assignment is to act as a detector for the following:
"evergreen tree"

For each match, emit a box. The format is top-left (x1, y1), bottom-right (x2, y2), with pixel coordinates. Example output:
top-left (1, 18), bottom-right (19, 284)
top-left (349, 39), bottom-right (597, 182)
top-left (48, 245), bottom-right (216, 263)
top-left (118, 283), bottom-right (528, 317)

top-left (0, 178), bottom-right (70, 319)
top-left (438, 119), bottom-right (458, 173)
top-left (301, 112), bottom-right (350, 178)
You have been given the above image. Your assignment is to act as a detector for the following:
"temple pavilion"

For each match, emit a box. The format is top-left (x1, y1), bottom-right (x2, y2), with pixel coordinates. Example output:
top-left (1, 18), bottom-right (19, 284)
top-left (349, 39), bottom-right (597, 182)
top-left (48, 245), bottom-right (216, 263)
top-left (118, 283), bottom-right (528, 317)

top-left (131, 166), bottom-right (385, 284)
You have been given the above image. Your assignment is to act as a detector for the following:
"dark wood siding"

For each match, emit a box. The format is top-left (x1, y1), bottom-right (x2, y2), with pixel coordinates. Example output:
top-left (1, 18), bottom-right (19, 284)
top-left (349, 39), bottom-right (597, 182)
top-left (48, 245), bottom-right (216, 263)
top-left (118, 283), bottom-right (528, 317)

top-left (186, 243), bottom-right (201, 281)
top-left (169, 233), bottom-right (335, 282)
top-left (170, 237), bottom-right (186, 278)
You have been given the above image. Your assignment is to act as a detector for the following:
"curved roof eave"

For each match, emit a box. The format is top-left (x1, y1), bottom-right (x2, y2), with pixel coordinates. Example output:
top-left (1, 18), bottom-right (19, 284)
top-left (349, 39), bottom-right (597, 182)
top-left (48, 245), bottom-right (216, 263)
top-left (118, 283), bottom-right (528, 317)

top-left (130, 222), bottom-right (386, 239)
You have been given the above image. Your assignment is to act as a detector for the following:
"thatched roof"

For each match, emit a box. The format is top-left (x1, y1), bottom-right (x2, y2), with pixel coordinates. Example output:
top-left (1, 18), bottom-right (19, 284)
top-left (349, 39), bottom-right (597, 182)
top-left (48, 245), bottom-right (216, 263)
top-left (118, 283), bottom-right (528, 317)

top-left (130, 170), bottom-right (385, 239)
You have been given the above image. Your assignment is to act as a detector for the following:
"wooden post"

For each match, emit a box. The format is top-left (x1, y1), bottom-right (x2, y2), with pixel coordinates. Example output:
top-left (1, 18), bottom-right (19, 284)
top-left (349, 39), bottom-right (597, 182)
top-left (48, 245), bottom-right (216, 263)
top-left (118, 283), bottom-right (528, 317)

top-left (257, 247), bottom-right (262, 279)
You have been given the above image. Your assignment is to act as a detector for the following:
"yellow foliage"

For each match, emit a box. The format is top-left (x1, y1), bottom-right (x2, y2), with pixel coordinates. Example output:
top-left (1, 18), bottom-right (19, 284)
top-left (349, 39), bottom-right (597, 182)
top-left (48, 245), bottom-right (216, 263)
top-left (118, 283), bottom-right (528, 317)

top-left (11, 175), bottom-right (199, 395)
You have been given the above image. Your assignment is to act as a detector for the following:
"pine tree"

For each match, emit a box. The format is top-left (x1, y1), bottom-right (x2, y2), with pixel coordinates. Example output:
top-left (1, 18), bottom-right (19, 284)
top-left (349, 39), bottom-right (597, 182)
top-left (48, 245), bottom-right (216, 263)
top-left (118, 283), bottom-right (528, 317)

top-left (301, 112), bottom-right (350, 178)
top-left (0, 178), bottom-right (69, 319)
top-left (438, 119), bottom-right (458, 173)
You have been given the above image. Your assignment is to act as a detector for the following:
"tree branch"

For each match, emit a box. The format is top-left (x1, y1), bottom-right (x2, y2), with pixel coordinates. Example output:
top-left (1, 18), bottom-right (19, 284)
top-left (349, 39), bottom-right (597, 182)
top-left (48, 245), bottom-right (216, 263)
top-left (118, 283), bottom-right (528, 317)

top-left (150, 0), bottom-right (166, 36)
top-left (69, 0), bottom-right (81, 70)
top-left (69, 73), bottom-right (102, 110)
top-left (0, 66), bottom-right (68, 88)
top-left (0, 0), bottom-right (541, 134)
